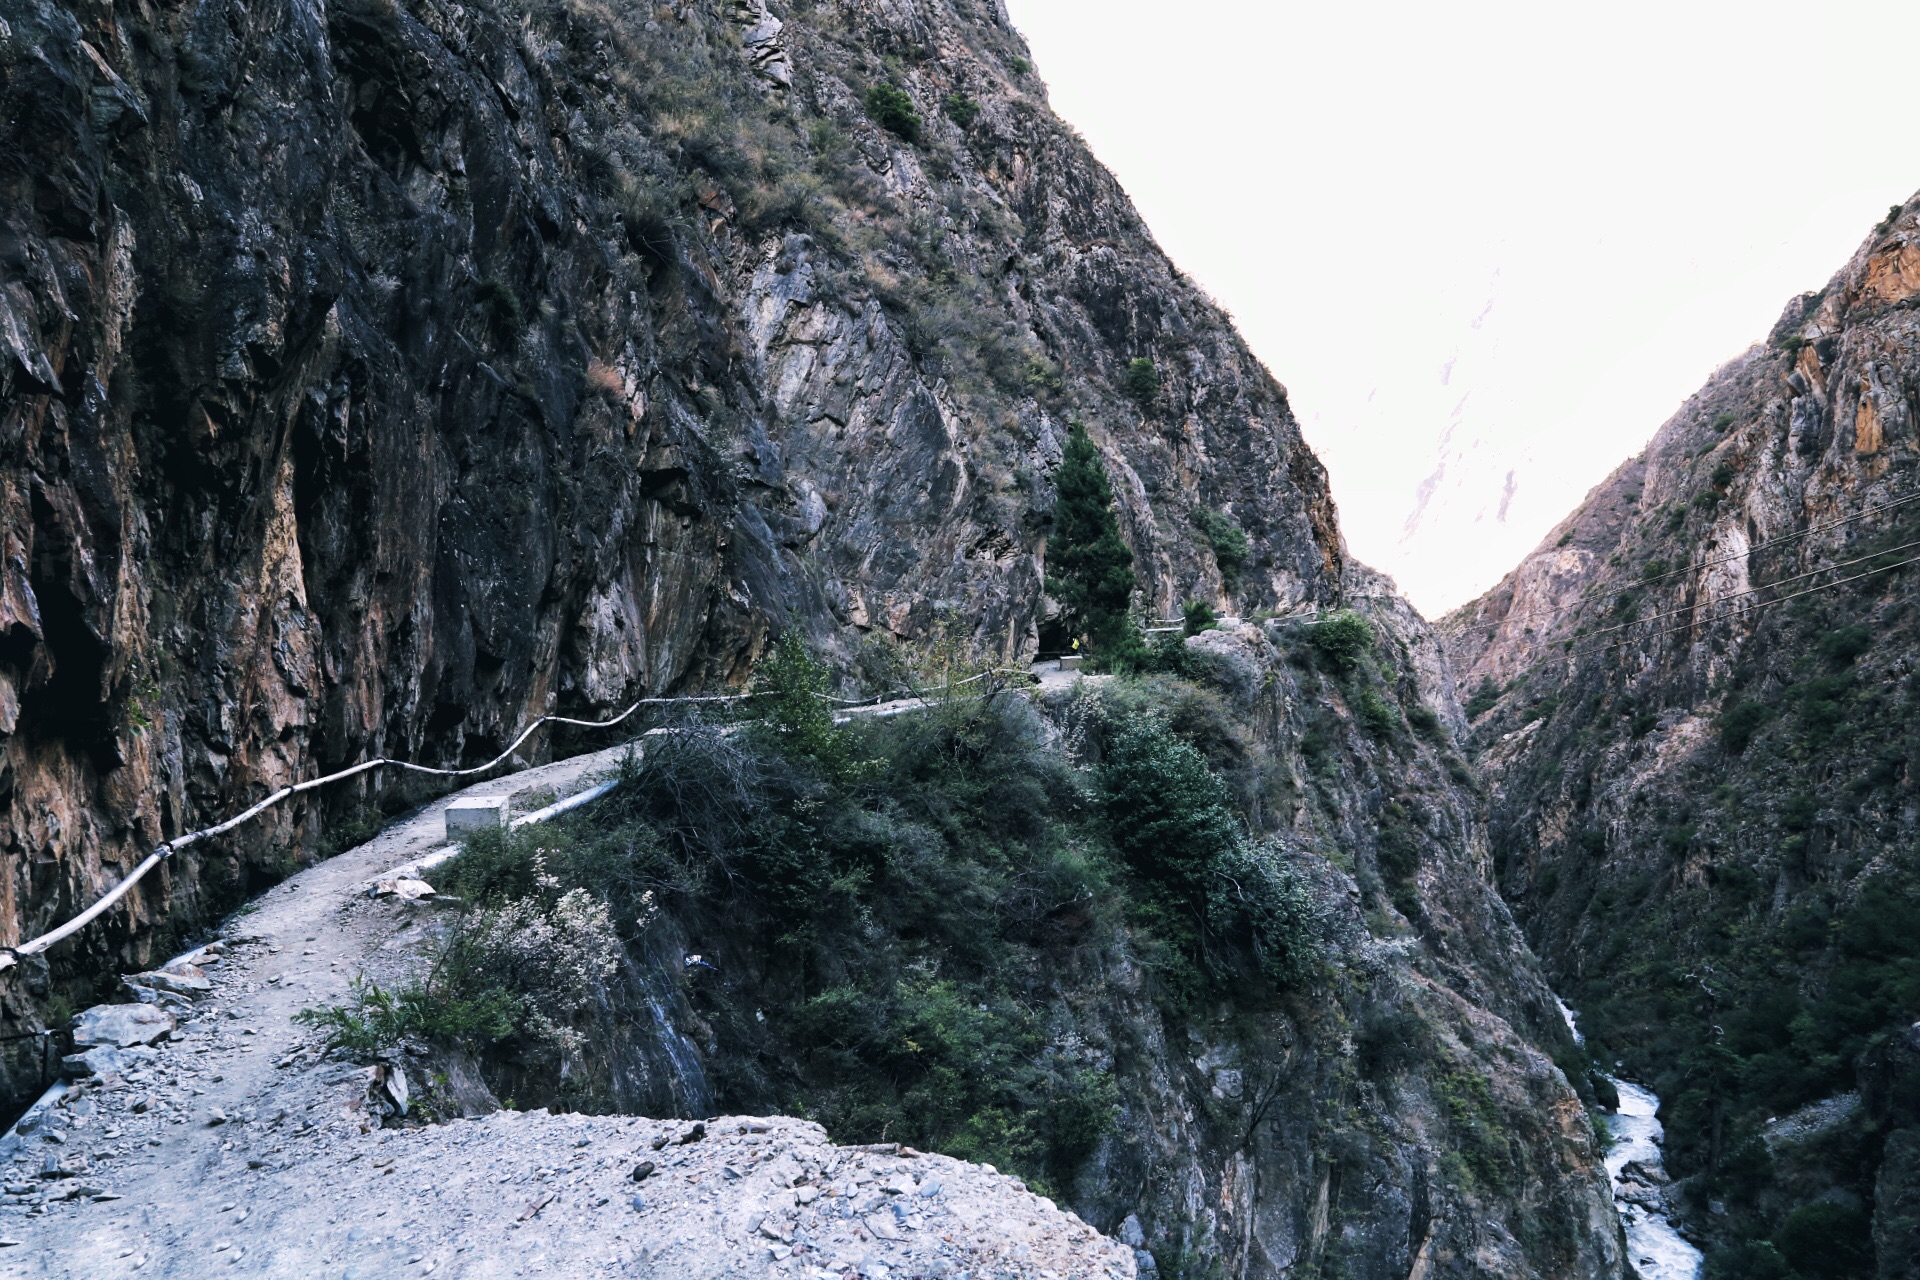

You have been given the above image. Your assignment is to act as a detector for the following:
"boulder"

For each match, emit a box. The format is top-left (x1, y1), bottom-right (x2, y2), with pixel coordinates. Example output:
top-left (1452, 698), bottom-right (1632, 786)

top-left (70, 1003), bottom-right (176, 1049)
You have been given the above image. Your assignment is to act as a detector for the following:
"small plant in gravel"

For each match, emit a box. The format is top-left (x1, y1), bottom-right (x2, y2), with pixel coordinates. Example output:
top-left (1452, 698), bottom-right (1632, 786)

top-left (297, 878), bottom-right (620, 1058)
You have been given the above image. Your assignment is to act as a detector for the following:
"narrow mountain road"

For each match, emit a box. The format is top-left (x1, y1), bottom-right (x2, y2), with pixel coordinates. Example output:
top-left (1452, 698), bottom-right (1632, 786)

top-left (0, 737), bottom-right (1134, 1280)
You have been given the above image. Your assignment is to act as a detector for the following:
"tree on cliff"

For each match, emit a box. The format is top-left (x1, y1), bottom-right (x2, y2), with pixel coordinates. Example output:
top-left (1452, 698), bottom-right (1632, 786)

top-left (1046, 422), bottom-right (1138, 661)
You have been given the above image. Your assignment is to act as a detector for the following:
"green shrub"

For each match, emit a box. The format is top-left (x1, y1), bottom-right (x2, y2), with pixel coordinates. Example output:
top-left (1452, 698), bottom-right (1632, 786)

top-left (1120, 357), bottom-right (1160, 407)
top-left (1818, 623), bottom-right (1872, 667)
top-left (1190, 508), bottom-right (1250, 589)
top-left (1711, 461), bottom-right (1736, 490)
top-left (1356, 687), bottom-right (1397, 739)
top-left (1704, 1240), bottom-right (1793, 1280)
top-left (1433, 1068), bottom-right (1514, 1191)
top-left (943, 94), bottom-right (979, 128)
top-left (1182, 600), bottom-right (1216, 635)
top-left (747, 629), bottom-right (849, 771)
top-left (297, 887), bottom-right (619, 1057)
top-left (1711, 412), bottom-right (1737, 431)
top-left (477, 277), bottom-right (522, 339)
top-left (1773, 1200), bottom-right (1873, 1280)
top-left (1207, 841), bottom-right (1321, 987)
top-left (296, 975), bottom-right (517, 1057)
top-left (1718, 700), bottom-right (1771, 754)
top-left (1464, 677), bottom-right (1501, 721)
top-left (1022, 357), bottom-right (1063, 398)
top-left (1356, 1007), bottom-right (1430, 1078)
top-left (1307, 611), bottom-right (1374, 675)
top-left (865, 83), bottom-right (922, 142)
top-left (1406, 702), bottom-right (1443, 741)
top-left (1100, 713), bottom-right (1240, 909)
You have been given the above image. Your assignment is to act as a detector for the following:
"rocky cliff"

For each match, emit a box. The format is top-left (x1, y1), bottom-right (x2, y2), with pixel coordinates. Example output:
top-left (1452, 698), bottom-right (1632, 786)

top-left (0, 0), bottom-right (1337, 1071)
top-left (1449, 196), bottom-right (1920, 1278)
top-left (0, 1), bottom-right (1630, 1274)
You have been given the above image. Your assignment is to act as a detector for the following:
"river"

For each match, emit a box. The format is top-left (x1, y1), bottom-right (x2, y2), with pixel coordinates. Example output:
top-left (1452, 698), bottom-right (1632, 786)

top-left (1557, 998), bottom-right (1704, 1280)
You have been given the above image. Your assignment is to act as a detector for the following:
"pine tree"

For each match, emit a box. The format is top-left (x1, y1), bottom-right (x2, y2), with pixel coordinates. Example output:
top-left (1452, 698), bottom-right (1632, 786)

top-left (1046, 422), bottom-right (1138, 660)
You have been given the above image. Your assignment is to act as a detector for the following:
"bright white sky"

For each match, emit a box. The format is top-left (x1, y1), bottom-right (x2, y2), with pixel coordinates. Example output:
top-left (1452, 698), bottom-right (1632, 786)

top-left (1003, 0), bottom-right (1920, 615)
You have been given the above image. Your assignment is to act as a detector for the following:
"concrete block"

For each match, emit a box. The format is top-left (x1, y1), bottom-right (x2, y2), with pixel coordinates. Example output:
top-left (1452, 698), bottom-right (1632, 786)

top-left (446, 795), bottom-right (509, 840)
top-left (1058, 655), bottom-right (1085, 671)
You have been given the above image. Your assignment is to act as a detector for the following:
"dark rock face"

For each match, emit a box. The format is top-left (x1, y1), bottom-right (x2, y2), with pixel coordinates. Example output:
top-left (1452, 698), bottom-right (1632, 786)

top-left (0, 0), bottom-right (1333, 1048)
top-left (1449, 195), bottom-right (1920, 1275)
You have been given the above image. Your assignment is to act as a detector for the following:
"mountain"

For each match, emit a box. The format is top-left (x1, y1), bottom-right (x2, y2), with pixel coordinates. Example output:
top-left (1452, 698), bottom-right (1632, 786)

top-left (0, 0), bottom-right (1334, 1052)
top-left (1449, 195), bottom-right (1920, 1279)
top-left (0, 1), bottom-right (1627, 1274)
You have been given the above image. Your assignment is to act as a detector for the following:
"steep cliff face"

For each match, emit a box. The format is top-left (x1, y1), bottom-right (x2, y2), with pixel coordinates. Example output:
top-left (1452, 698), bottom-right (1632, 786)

top-left (1450, 196), bottom-right (1920, 1276)
top-left (0, 0), bottom-right (1338, 1071)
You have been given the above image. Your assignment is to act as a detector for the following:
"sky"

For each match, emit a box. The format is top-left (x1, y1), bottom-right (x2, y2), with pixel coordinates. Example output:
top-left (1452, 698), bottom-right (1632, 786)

top-left (1001, 0), bottom-right (1920, 616)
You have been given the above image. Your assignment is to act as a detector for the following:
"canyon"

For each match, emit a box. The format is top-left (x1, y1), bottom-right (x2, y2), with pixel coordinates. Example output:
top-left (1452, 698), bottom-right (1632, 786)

top-left (4, 1), bottom-right (1914, 1279)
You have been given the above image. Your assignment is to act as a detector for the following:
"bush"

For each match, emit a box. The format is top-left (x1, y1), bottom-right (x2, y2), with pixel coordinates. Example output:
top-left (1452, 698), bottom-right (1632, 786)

top-left (865, 83), bottom-right (921, 142)
top-left (1818, 623), bottom-right (1872, 667)
top-left (1406, 702), bottom-right (1443, 741)
top-left (1191, 508), bottom-right (1249, 590)
top-left (1703, 1240), bottom-right (1792, 1280)
top-left (1100, 713), bottom-right (1240, 909)
top-left (1773, 1200), bottom-right (1873, 1280)
top-left (1464, 677), bottom-right (1501, 721)
top-left (1208, 841), bottom-right (1321, 987)
top-left (477, 277), bottom-right (522, 340)
top-left (1711, 412), bottom-right (1737, 431)
top-left (1120, 357), bottom-right (1159, 407)
top-left (748, 628), bottom-right (848, 770)
top-left (943, 94), bottom-right (979, 128)
top-left (1718, 700), bottom-right (1771, 754)
top-left (1182, 600), bottom-right (1216, 635)
top-left (298, 886), bottom-right (619, 1057)
top-left (1307, 611), bottom-right (1374, 675)
top-left (1356, 687), bottom-right (1397, 739)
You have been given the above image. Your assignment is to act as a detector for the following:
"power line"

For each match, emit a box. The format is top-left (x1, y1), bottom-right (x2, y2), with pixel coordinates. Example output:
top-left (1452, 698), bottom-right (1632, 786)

top-left (1577, 537), bottom-right (1920, 645)
top-left (1571, 550), bottom-right (1920, 659)
top-left (1450, 489), bottom-right (1920, 634)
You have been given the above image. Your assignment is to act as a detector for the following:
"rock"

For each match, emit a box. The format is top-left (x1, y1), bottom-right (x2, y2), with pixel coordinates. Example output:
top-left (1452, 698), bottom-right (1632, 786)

top-left (1119, 1215), bottom-right (1147, 1248)
top-left (677, 1123), bottom-right (705, 1145)
top-left (206, 1109), bottom-right (228, 1127)
top-left (60, 1044), bottom-right (157, 1083)
top-left (127, 970), bottom-right (212, 998)
top-left (631, 1161), bottom-right (656, 1182)
top-left (370, 878), bottom-right (437, 902)
top-left (1621, 1158), bottom-right (1669, 1186)
top-left (70, 1003), bottom-right (176, 1049)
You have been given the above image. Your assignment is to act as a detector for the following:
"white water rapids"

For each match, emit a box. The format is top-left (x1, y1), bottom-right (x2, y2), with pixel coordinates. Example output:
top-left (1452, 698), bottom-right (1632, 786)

top-left (1556, 998), bottom-right (1704, 1280)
